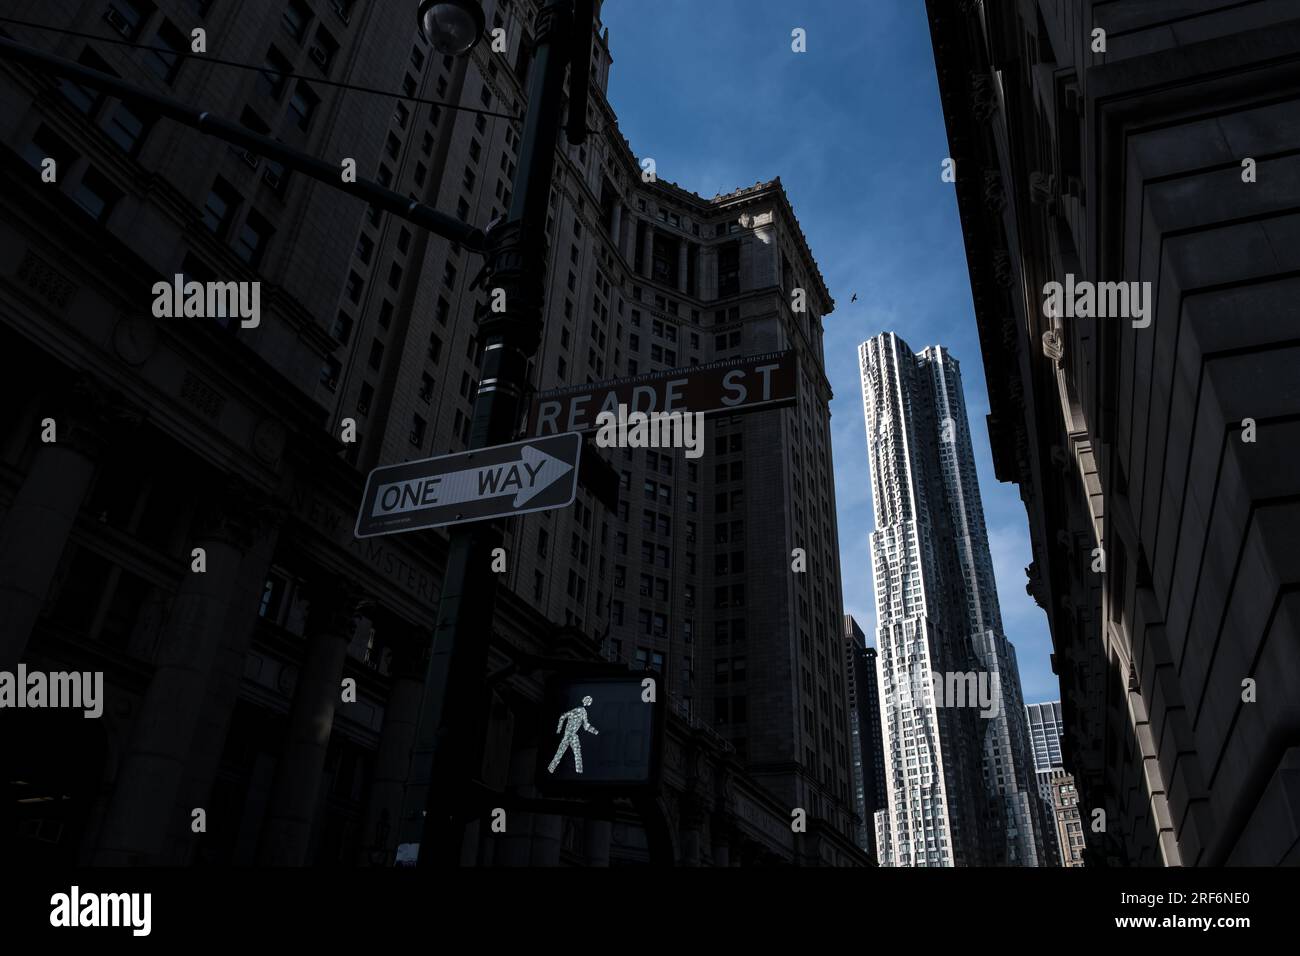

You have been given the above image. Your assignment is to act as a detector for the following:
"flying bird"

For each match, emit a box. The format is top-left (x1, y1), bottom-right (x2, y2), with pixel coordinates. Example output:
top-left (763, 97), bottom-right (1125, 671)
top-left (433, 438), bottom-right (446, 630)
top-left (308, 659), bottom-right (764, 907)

top-left (851, 293), bottom-right (858, 303)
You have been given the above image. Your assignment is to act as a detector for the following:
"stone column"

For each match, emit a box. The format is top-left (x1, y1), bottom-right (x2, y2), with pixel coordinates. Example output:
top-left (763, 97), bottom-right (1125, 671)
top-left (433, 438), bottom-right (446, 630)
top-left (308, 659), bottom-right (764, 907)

top-left (258, 574), bottom-right (363, 865)
top-left (680, 794), bottom-right (705, 866)
top-left (530, 811), bottom-right (562, 865)
top-left (620, 211), bottom-right (635, 262)
top-left (163, 507), bottom-right (281, 864)
top-left (700, 246), bottom-right (718, 302)
top-left (0, 378), bottom-right (128, 669)
top-left (677, 240), bottom-right (689, 294)
top-left (356, 620), bottom-right (427, 866)
top-left (584, 819), bottom-right (612, 866)
top-left (94, 482), bottom-right (262, 865)
top-left (610, 202), bottom-right (622, 247)
top-left (641, 220), bottom-right (655, 279)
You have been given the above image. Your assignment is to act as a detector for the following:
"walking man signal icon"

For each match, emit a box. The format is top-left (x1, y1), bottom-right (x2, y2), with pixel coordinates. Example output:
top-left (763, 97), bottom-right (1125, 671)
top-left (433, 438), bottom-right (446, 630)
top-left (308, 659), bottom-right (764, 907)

top-left (547, 695), bottom-right (599, 773)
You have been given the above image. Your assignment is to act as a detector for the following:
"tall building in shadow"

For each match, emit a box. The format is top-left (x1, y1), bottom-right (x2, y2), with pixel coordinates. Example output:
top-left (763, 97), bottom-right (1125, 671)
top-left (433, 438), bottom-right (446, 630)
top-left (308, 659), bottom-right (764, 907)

top-left (927, 0), bottom-right (1300, 864)
top-left (0, 0), bottom-right (862, 866)
top-left (844, 613), bottom-right (887, 859)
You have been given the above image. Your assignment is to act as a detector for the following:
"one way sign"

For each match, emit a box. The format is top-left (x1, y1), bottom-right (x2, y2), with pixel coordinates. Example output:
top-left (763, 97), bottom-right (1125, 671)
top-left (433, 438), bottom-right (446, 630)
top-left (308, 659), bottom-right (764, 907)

top-left (353, 432), bottom-right (582, 539)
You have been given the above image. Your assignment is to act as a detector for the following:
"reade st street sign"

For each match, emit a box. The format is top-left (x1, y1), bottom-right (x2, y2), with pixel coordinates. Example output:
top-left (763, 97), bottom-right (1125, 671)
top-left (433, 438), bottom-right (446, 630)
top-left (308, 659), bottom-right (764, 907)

top-left (354, 432), bottom-right (582, 539)
top-left (525, 349), bottom-right (798, 437)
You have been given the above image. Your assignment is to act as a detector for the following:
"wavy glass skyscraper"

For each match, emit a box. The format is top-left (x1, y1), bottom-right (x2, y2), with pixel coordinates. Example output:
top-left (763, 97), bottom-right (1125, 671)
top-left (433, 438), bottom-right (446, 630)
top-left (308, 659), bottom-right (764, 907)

top-left (859, 332), bottom-right (1048, 866)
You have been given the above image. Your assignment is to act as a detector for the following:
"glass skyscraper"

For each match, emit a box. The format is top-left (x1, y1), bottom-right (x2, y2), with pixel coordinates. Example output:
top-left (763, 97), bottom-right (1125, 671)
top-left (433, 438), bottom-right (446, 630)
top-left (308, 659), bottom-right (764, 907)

top-left (860, 332), bottom-right (1048, 866)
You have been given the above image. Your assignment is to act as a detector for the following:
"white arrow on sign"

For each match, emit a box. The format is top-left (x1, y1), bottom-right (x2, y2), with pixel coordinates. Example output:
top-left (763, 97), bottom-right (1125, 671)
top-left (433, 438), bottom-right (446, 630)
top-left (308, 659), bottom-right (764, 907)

top-left (371, 444), bottom-right (575, 519)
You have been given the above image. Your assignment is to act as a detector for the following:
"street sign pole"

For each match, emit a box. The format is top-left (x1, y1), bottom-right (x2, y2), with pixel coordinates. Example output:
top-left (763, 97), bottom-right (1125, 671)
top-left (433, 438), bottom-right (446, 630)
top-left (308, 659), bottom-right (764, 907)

top-left (399, 0), bottom-right (582, 866)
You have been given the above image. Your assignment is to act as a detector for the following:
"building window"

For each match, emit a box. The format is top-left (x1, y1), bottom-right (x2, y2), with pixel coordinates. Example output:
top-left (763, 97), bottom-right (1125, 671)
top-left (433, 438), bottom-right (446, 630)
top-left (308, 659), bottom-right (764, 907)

top-left (310, 26), bottom-right (339, 74)
top-left (331, 311), bottom-right (353, 344)
top-left (368, 338), bottom-right (385, 371)
top-left (289, 82), bottom-right (320, 130)
top-left (282, 0), bottom-right (311, 42)
top-left (410, 414), bottom-right (427, 447)
top-left (106, 103), bottom-right (149, 155)
top-left (70, 167), bottom-right (118, 223)
top-left (258, 46), bottom-right (292, 98)
top-left (145, 21), bottom-right (186, 84)
top-left (345, 270), bottom-right (364, 303)
top-left (202, 178), bottom-right (240, 236)
top-left (320, 355), bottom-right (341, 391)
top-left (234, 211), bottom-right (273, 267)
top-left (105, 0), bottom-right (148, 40)
top-left (355, 233), bottom-right (374, 264)
top-left (59, 49), bottom-right (117, 115)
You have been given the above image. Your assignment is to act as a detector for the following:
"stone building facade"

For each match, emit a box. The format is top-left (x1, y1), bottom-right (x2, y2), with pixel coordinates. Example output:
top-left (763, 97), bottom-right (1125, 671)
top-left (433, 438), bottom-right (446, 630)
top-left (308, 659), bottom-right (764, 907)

top-left (1044, 768), bottom-right (1085, 868)
top-left (0, 0), bottom-right (863, 865)
top-left (927, 0), bottom-right (1300, 864)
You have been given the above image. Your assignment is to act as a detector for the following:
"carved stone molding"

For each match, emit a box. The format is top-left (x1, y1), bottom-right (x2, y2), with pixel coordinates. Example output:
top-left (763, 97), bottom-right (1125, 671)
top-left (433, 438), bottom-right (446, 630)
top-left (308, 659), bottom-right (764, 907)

top-left (1042, 329), bottom-right (1064, 363)
top-left (992, 250), bottom-right (1014, 288)
top-left (982, 170), bottom-right (1006, 214)
top-left (16, 248), bottom-right (78, 311)
top-left (251, 418), bottom-right (288, 466)
top-left (970, 72), bottom-right (998, 122)
top-left (179, 370), bottom-right (226, 421)
top-left (1029, 171), bottom-right (1057, 207)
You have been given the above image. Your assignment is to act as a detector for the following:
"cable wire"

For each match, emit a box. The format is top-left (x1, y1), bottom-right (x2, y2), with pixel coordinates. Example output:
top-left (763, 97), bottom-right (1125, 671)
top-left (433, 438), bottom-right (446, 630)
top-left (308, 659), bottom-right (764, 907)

top-left (0, 14), bottom-right (523, 121)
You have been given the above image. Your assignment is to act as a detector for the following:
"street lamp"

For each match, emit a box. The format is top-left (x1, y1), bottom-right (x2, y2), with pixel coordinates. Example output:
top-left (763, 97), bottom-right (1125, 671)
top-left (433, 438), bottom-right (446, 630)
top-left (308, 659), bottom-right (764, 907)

top-left (417, 0), bottom-right (486, 56)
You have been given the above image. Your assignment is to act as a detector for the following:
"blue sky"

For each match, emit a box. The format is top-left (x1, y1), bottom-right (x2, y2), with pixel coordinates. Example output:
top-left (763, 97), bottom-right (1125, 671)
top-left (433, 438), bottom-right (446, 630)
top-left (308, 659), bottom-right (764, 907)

top-left (601, 0), bottom-right (1059, 704)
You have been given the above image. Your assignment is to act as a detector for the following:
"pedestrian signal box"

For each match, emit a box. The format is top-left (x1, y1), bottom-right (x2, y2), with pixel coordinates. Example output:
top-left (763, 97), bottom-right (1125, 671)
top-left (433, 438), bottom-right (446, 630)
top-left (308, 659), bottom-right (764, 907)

top-left (535, 671), bottom-right (664, 794)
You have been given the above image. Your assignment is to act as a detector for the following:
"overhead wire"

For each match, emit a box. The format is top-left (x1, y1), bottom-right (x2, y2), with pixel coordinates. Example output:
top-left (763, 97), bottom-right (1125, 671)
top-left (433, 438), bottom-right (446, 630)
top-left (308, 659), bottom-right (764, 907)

top-left (0, 13), bottom-right (523, 122)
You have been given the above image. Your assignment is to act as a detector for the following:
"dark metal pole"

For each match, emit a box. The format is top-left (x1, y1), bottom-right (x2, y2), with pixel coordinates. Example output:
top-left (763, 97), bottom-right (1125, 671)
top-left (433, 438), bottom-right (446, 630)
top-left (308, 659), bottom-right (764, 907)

top-left (0, 35), bottom-right (487, 251)
top-left (565, 0), bottom-right (595, 146)
top-left (400, 0), bottom-right (581, 866)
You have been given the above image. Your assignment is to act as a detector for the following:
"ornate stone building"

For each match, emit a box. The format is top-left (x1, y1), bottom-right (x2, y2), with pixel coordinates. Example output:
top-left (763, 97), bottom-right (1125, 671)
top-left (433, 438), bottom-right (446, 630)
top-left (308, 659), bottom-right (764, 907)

top-left (0, 0), bottom-right (863, 865)
top-left (928, 0), bottom-right (1300, 865)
